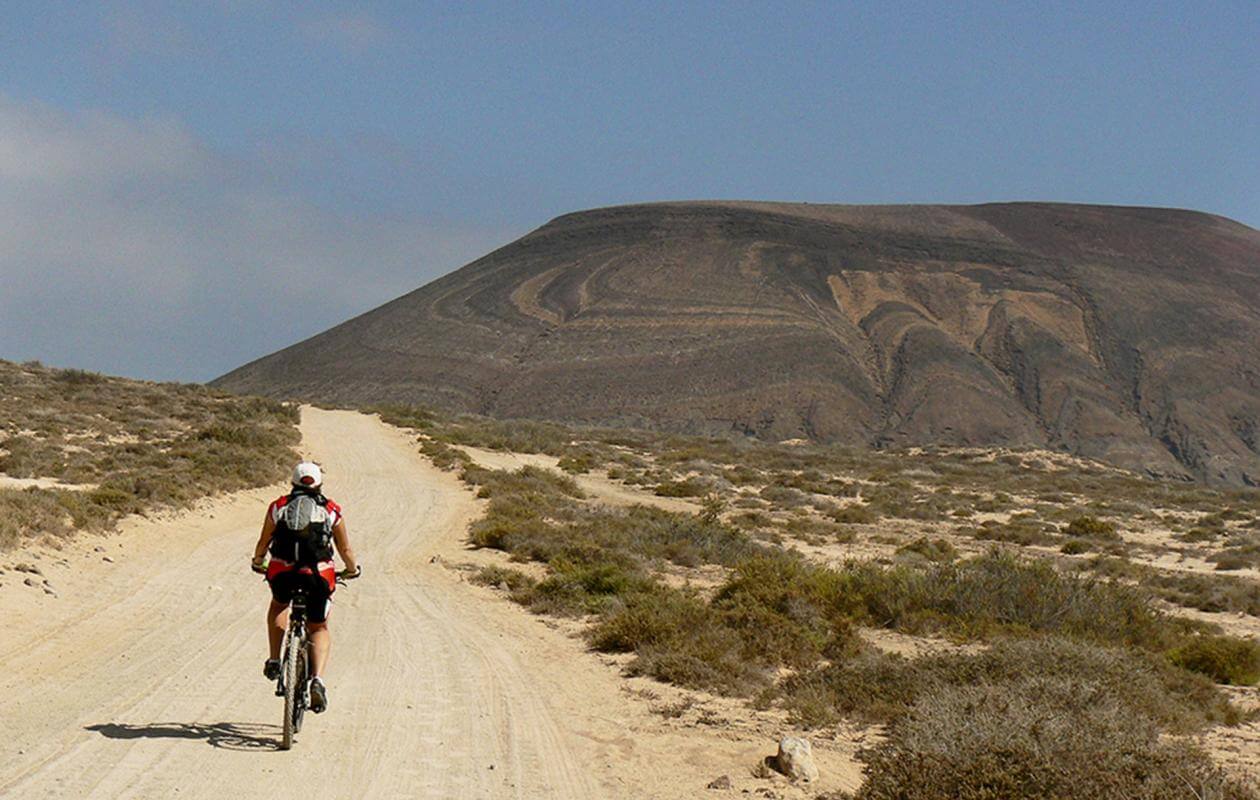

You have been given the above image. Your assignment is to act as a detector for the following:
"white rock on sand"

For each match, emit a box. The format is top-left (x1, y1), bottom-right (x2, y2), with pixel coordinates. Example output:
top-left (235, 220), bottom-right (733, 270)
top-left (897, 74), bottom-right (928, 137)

top-left (774, 736), bottom-right (819, 782)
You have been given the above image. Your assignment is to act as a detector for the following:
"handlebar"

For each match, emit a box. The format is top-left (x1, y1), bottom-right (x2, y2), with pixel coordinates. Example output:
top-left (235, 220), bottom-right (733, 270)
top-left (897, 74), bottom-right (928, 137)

top-left (250, 559), bottom-right (362, 582)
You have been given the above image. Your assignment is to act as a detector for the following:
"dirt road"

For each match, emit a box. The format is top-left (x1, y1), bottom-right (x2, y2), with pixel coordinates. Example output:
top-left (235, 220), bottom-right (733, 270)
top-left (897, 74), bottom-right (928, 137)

top-left (1, 408), bottom-right (604, 798)
top-left (1, 408), bottom-right (859, 799)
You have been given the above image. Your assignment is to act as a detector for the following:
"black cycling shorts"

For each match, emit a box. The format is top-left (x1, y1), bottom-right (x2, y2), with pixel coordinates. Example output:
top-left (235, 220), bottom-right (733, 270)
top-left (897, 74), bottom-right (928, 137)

top-left (268, 569), bottom-right (333, 623)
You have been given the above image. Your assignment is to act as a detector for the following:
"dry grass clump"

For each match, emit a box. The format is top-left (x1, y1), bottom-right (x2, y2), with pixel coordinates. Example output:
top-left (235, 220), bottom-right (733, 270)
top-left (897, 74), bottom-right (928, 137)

top-left (0, 360), bottom-right (299, 548)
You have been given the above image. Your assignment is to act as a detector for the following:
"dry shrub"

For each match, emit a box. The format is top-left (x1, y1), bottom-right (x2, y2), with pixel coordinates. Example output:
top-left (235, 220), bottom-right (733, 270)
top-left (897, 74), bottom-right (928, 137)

top-left (854, 679), bottom-right (1254, 800)
top-left (0, 361), bottom-right (299, 548)
top-left (418, 438), bottom-right (471, 471)
top-left (780, 637), bottom-right (1237, 731)
top-left (973, 517), bottom-right (1058, 546)
top-left (589, 553), bottom-right (864, 694)
top-left (1148, 571), bottom-right (1260, 616)
top-left (845, 550), bottom-right (1177, 649)
top-left (592, 587), bottom-right (767, 693)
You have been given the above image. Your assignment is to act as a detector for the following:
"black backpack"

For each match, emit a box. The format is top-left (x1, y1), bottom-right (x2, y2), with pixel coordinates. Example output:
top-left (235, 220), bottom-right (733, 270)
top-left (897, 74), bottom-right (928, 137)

top-left (270, 491), bottom-right (335, 563)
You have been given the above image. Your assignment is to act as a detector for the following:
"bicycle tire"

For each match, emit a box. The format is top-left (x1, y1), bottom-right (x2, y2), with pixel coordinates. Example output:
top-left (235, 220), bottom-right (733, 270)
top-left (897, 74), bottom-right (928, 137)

top-left (293, 644), bottom-right (308, 734)
top-left (281, 633), bottom-right (299, 750)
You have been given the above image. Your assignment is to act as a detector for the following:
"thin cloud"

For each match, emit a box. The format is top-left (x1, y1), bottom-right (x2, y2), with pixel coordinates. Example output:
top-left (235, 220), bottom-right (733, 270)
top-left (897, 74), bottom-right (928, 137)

top-left (0, 96), bottom-right (512, 382)
top-left (100, 1), bottom-right (191, 60)
top-left (299, 12), bottom-right (392, 51)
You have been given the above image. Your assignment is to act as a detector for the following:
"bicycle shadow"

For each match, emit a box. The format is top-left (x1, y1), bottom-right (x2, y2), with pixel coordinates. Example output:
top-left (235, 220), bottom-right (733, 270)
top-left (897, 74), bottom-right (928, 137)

top-left (85, 721), bottom-right (279, 751)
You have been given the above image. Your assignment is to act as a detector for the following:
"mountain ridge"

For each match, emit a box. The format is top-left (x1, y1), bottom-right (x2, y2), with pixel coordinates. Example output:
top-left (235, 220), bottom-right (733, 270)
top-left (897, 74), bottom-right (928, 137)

top-left (214, 201), bottom-right (1260, 485)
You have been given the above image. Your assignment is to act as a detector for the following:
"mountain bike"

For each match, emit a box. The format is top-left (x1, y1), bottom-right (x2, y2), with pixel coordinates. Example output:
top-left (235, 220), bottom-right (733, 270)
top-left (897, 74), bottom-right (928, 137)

top-left (257, 564), bottom-right (361, 750)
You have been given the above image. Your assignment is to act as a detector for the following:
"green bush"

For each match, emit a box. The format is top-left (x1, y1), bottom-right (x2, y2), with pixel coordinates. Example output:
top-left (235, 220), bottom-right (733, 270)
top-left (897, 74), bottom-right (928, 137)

top-left (526, 559), bottom-right (656, 616)
top-left (895, 537), bottom-right (958, 563)
top-left (828, 504), bottom-right (877, 524)
top-left (654, 476), bottom-right (711, 497)
top-left (1063, 515), bottom-right (1119, 539)
top-left (1168, 635), bottom-right (1260, 686)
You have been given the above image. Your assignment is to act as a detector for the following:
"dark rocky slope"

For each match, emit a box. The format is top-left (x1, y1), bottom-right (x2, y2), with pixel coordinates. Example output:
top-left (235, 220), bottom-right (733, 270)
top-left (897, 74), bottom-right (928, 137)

top-left (214, 202), bottom-right (1260, 485)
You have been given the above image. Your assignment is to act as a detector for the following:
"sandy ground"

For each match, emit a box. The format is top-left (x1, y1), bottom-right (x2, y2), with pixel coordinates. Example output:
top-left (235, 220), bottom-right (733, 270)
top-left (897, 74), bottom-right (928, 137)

top-left (456, 444), bottom-right (701, 513)
top-left (0, 408), bottom-right (855, 799)
top-left (0, 475), bottom-right (97, 491)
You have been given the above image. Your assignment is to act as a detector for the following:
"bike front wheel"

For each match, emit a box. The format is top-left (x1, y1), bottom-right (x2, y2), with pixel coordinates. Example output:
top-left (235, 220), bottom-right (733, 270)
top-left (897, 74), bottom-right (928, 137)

top-left (281, 635), bottom-right (300, 750)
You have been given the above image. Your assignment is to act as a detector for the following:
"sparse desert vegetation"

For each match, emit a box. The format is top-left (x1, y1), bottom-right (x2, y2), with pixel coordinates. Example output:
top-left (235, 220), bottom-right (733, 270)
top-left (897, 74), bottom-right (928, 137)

top-left (376, 402), bottom-right (1260, 798)
top-left (0, 359), bottom-right (299, 548)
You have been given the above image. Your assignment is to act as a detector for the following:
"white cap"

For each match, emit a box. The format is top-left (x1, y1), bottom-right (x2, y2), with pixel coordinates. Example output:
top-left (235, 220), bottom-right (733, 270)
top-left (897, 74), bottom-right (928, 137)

top-left (291, 461), bottom-right (322, 489)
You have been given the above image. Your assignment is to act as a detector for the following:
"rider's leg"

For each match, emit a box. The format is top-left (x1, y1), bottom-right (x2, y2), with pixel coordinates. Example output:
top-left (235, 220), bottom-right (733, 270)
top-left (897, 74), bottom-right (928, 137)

top-left (267, 599), bottom-right (289, 660)
top-left (308, 621), bottom-right (330, 677)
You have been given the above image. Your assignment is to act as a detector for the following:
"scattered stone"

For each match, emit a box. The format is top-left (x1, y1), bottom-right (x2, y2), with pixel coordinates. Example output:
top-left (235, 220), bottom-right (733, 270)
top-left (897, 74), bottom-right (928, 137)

top-left (102, 556), bottom-right (115, 563)
top-left (94, 546), bottom-right (105, 553)
top-left (772, 737), bottom-right (818, 782)
top-left (24, 577), bottom-right (39, 588)
top-left (707, 774), bottom-right (732, 790)
top-left (15, 563), bottom-right (42, 575)
top-left (497, 581), bottom-right (511, 592)
top-left (43, 586), bottom-right (56, 596)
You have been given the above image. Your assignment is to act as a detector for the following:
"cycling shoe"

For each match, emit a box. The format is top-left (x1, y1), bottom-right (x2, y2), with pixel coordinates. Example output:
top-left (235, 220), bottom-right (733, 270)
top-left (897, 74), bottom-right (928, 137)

top-left (263, 658), bottom-right (281, 681)
top-left (309, 676), bottom-right (328, 713)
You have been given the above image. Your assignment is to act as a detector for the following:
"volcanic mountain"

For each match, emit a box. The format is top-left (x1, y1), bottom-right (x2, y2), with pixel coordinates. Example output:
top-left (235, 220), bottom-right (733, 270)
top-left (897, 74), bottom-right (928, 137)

top-left (214, 202), bottom-right (1260, 485)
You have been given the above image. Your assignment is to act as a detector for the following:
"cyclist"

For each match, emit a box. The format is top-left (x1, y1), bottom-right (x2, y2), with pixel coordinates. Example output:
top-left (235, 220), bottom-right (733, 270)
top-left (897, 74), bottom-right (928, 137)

top-left (251, 461), bottom-right (359, 713)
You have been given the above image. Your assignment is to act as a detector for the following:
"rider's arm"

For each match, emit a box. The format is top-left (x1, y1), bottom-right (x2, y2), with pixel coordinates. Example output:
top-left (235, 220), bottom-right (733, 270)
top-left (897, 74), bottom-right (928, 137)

top-left (252, 510), bottom-right (276, 567)
top-left (332, 518), bottom-right (358, 573)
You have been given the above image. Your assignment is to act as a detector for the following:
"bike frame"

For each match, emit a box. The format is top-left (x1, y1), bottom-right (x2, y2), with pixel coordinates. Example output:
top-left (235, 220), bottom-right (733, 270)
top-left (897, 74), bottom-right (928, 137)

top-left (277, 578), bottom-right (313, 750)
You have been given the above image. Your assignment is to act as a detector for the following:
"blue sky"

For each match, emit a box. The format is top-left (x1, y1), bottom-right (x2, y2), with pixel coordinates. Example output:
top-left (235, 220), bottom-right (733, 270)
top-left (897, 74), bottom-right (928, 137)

top-left (2, 2), bottom-right (1256, 381)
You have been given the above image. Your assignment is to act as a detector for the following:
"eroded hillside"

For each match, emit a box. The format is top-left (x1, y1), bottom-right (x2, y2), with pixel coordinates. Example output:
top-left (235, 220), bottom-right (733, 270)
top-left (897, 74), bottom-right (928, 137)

top-left (214, 202), bottom-right (1260, 485)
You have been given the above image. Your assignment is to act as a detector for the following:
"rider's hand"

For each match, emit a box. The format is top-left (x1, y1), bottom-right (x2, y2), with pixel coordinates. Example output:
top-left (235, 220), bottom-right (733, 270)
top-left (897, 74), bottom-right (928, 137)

top-left (338, 565), bottom-right (362, 580)
top-left (250, 556), bottom-right (267, 575)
